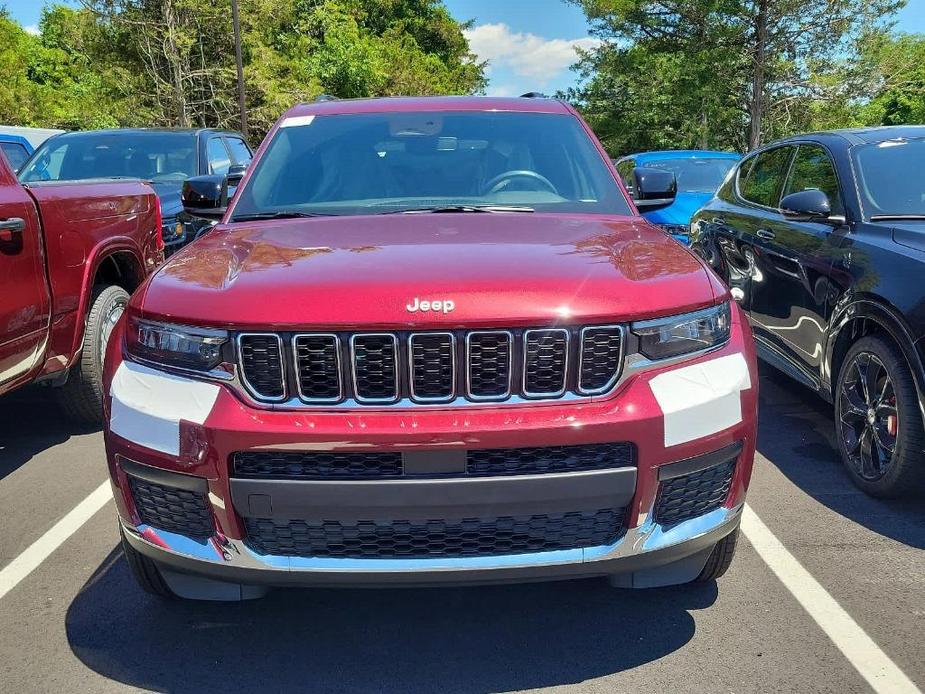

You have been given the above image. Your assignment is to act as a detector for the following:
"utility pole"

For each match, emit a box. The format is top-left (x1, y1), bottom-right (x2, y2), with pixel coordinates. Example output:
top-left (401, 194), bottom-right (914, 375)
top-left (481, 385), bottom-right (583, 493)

top-left (231, 0), bottom-right (247, 139)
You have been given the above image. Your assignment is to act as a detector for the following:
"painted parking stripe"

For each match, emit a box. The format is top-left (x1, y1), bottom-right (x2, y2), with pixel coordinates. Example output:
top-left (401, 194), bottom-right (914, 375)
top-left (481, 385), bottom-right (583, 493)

top-left (741, 504), bottom-right (922, 694)
top-left (0, 480), bottom-right (112, 601)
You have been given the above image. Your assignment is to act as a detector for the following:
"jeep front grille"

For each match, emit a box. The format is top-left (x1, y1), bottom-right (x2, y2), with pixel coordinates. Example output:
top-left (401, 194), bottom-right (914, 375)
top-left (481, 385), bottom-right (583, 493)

top-left (236, 325), bottom-right (624, 406)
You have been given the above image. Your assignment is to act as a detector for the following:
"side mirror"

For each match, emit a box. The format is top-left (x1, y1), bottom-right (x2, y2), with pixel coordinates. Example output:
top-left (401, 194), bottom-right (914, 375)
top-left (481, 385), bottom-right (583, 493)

top-left (780, 189), bottom-right (832, 222)
top-left (632, 166), bottom-right (677, 212)
top-left (182, 174), bottom-right (228, 220)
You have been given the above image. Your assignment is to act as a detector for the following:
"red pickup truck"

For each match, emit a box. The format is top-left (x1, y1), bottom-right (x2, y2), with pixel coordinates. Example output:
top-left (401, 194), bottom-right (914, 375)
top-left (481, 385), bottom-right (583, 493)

top-left (104, 96), bottom-right (758, 601)
top-left (0, 152), bottom-right (162, 422)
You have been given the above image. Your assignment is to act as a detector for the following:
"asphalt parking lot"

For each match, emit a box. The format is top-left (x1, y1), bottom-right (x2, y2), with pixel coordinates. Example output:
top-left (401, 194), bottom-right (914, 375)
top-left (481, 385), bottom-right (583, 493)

top-left (1, 365), bottom-right (923, 694)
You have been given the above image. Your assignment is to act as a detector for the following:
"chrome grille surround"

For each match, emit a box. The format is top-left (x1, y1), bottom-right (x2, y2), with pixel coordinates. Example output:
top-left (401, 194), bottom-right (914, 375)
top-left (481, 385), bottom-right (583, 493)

top-left (237, 333), bottom-right (287, 402)
top-left (234, 324), bottom-right (628, 408)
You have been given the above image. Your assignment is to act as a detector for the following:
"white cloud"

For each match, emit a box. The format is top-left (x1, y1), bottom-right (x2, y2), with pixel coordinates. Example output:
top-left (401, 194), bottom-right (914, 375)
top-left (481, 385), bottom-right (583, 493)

top-left (24, 24), bottom-right (40, 36)
top-left (464, 23), bottom-right (599, 87)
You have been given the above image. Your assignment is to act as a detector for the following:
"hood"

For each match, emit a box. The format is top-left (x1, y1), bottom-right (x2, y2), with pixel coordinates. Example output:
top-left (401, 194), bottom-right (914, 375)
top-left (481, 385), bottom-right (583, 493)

top-left (643, 192), bottom-right (714, 226)
top-left (150, 181), bottom-right (183, 220)
top-left (138, 213), bottom-right (717, 329)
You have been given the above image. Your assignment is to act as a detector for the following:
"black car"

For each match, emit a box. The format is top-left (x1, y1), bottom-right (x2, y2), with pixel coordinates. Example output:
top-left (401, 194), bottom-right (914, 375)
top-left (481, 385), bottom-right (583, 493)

top-left (692, 126), bottom-right (925, 497)
top-left (19, 128), bottom-right (253, 254)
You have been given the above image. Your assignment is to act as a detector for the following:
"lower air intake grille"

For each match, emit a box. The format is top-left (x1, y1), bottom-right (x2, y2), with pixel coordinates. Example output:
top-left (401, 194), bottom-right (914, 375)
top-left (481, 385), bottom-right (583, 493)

top-left (239, 334), bottom-right (285, 400)
top-left (654, 459), bottom-right (736, 526)
top-left (244, 508), bottom-right (625, 558)
top-left (466, 442), bottom-right (635, 476)
top-left (233, 450), bottom-right (403, 480)
top-left (127, 476), bottom-right (213, 538)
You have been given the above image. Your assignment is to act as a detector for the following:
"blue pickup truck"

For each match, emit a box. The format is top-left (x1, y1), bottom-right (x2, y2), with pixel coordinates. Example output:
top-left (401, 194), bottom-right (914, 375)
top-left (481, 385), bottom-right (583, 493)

top-left (614, 150), bottom-right (740, 244)
top-left (0, 133), bottom-right (33, 172)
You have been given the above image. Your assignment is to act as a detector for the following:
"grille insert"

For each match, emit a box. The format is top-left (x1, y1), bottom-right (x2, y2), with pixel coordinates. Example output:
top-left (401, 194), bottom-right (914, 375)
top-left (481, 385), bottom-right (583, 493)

top-left (294, 334), bottom-right (341, 401)
top-left (654, 459), bottom-right (736, 526)
top-left (467, 331), bottom-right (512, 400)
top-left (351, 334), bottom-right (399, 402)
top-left (467, 442), bottom-right (635, 477)
top-left (409, 333), bottom-right (455, 401)
top-left (128, 476), bottom-right (213, 538)
top-left (523, 329), bottom-right (569, 396)
top-left (579, 327), bottom-right (624, 394)
top-left (244, 508), bottom-right (625, 558)
top-left (233, 450), bottom-right (403, 480)
top-left (239, 334), bottom-right (285, 400)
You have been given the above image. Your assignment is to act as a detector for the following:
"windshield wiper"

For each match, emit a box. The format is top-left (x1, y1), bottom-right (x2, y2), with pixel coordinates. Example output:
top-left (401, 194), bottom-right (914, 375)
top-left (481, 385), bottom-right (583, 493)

top-left (383, 205), bottom-right (534, 215)
top-left (870, 214), bottom-right (925, 221)
top-left (231, 211), bottom-right (328, 222)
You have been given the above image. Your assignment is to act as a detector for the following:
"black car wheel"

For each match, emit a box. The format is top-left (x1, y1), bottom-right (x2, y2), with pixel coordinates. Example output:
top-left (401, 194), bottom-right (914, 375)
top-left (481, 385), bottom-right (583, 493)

top-left (835, 335), bottom-right (925, 497)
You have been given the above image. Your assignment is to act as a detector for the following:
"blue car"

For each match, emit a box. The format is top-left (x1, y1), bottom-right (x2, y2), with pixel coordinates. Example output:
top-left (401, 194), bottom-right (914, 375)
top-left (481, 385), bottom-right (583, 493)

top-left (614, 150), bottom-right (740, 244)
top-left (0, 133), bottom-right (33, 173)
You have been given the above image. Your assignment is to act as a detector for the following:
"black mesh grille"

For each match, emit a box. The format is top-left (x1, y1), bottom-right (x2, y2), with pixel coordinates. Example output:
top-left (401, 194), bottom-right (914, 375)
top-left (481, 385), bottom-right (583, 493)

top-left (233, 450), bottom-right (403, 480)
top-left (468, 332), bottom-right (512, 398)
top-left (127, 476), bottom-right (213, 538)
top-left (410, 334), bottom-right (454, 401)
top-left (654, 460), bottom-right (736, 526)
top-left (352, 335), bottom-right (398, 401)
top-left (244, 508), bottom-right (625, 558)
top-left (467, 442), bottom-right (635, 476)
top-left (579, 328), bottom-right (624, 393)
top-left (524, 329), bottom-right (568, 395)
top-left (294, 335), bottom-right (340, 400)
top-left (240, 334), bottom-right (285, 399)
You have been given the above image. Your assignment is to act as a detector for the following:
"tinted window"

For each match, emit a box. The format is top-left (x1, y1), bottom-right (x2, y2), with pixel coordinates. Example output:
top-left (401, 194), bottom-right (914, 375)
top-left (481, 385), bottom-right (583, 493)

top-left (784, 144), bottom-right (843, 215)
top-left (20, 132), bottom-right (198, 182)
top-left (0, 142), bottom-right (29, 171)
top-left (616, 159), bottom-right (635, 194)
top-left (226, 137), bottom-right (252, 164)
top-left (643, 157), bottom-right (738, 193)
top-left (852, 138), bottom-right (925, 218)
top-left (207, 137), bottom-right (231, 175)
top-left (232, 111), bottom-right (632, 219)
top-left (740, 146), bottom-right (793, 207)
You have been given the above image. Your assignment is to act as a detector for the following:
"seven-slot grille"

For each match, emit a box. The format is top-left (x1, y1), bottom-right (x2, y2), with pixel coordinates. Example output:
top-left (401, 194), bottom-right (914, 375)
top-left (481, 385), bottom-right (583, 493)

top-left (236, 325), bottom-right (624, 405)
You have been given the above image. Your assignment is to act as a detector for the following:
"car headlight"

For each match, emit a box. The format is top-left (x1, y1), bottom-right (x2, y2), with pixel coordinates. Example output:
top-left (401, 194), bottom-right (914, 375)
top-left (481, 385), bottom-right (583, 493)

top-left (632, 302), bottom-right (731, 360)
top-left (125, 315), bottom-right (229, 372)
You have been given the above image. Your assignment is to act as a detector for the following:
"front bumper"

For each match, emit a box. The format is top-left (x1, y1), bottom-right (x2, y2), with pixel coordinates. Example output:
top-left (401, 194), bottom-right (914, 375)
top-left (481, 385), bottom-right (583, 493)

top-left (104, 309), bottom-right (758, 592)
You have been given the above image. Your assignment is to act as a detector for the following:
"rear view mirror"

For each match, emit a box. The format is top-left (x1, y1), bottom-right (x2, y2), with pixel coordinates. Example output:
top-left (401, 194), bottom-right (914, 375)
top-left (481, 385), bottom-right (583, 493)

top-left (182, 175), bottom-right (228, 220)
top-left (780, 189), bottom-right (832, 222)
top-left (632, 167), bottom-right (677, 212)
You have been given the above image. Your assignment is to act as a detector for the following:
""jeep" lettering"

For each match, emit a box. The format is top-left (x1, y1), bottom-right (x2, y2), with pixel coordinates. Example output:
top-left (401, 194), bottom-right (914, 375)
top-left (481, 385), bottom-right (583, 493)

top-left (406, 297), bottom-right (455, 314)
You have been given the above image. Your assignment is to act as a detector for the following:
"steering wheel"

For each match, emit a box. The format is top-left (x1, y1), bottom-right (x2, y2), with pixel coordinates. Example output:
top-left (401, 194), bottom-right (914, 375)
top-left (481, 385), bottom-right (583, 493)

top-left (483, 170), bottom-right (559, 195)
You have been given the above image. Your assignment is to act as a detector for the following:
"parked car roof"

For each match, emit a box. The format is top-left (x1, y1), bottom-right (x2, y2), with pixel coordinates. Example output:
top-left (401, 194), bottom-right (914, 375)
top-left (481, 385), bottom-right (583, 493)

top-left (776, 125), bottom-right (925, 147)
top-left (620, 149), bottom-right (741, 163)
top-left (44, 127), bottom-right (242, 141)
top-left (284, 95), bottom-right (573, 118)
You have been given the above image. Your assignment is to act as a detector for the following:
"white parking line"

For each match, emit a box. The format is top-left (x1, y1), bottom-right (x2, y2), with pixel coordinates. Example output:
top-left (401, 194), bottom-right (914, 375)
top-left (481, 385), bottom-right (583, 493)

top-left (0, 480), bottom-right (112, 601)
top-left (741, 504), bottom-right (922, 694)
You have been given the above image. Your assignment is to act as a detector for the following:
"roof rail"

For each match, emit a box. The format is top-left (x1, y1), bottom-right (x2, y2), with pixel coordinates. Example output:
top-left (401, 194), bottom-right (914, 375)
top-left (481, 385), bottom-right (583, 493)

top-left (519, 92), bottom-right (549, 99)
top-left (314, 94), bottom-right (338, 102)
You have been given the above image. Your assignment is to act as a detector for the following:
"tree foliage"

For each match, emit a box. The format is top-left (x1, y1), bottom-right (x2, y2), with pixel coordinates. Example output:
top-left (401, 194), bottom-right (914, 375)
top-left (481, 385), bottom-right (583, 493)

top-left (567, 0), bottom-right (911, 155)
top-left (0, 0), bottom-right (485, 139)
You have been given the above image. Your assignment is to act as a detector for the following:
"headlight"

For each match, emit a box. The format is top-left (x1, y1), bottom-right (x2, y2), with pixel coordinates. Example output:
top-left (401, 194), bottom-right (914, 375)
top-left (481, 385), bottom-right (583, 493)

top-left (632, 302), bottom-right (731, 360)
top-left (125, 315), bottom-right (229, 372)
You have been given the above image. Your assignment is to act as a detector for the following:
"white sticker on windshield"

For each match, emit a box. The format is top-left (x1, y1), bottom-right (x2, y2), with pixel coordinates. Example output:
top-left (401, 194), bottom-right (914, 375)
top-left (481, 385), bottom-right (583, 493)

top-left (280, 115), bottom-right (316, 128)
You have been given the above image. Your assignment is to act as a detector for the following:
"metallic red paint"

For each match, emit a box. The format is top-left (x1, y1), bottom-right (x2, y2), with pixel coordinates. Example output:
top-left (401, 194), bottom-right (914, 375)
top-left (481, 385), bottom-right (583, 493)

top-left (0, 150), bottom-right (162, 396)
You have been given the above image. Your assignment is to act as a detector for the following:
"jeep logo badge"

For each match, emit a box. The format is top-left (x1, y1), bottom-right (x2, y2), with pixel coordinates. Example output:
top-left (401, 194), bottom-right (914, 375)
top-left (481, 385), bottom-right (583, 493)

top-left (406, 297), bottom-right (455, 314)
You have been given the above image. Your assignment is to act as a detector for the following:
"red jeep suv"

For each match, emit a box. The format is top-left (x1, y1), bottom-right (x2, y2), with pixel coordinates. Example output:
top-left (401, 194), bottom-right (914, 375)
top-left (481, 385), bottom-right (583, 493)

top-left (103, 96), bottom-right (758, 600)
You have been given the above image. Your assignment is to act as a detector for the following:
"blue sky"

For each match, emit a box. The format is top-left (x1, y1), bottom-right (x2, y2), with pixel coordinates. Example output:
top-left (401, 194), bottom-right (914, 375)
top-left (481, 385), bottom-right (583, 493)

top-left (4, 0), bottom-right (925, 96)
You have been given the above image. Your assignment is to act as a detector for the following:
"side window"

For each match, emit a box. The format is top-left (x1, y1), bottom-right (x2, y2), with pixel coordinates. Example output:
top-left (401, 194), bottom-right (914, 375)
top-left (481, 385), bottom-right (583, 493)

top-left (740, 146), bottom-right (794, 207)
top-left (207, 137), bottom-right (231, 175)
top-left (1, 143), bottom-right (29, 171)
top-left (616, 159), bottom-right (635, 194)
top-left (225, 137), bottom-right (252, 165)
top-left (783, 144), bottom-right (843, 215)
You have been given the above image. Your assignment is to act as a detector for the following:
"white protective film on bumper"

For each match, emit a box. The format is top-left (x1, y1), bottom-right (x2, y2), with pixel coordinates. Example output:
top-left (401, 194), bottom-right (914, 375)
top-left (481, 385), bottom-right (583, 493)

top-left (109, 360), bottom-right (220, 455)
top-left (648, 352), bottom-right (751, 447)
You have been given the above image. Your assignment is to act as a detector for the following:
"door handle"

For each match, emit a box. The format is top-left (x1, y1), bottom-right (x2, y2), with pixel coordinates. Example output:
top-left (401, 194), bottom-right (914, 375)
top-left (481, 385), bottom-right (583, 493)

top-left (756, 228), bottom-right (776, 240)
top-left (0, 217), bottom-right (25, 242)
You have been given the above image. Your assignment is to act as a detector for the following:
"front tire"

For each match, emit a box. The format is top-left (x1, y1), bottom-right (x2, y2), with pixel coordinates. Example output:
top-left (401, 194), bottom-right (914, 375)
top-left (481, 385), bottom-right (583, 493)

top-left (835, 335), bottom-right (925, 497)
top-left (121, 528), bottom-right (175, 598)
top-left (57, 285), bottom-right (129, 424)
top-left (692, 528), bottom-right (739, 582)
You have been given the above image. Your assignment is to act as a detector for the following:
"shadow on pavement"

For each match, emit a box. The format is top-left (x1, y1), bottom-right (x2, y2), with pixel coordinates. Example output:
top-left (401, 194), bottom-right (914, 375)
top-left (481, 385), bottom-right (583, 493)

top-left (756, 363), bottom-right (925, 549)
top-left (66, 548), bottom-right (717, 694)
top-left (0, 386), bottom-right (97, 482)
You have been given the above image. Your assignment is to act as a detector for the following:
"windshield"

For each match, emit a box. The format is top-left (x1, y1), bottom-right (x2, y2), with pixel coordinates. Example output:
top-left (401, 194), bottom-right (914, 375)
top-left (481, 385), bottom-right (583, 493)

top-left (642, 157), bottom-right (737, 193)
top-left (852, 139), bottom-right (925, 218)
top-left (230, 111), bottom-right (631, 219)
top-left (20, 132), bottom-right (198, 183)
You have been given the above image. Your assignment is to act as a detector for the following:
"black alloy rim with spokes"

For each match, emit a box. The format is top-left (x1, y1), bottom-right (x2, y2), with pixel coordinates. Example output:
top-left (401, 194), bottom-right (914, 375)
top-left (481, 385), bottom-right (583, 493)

top-left (838, 352), bottom-right (899, 481)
